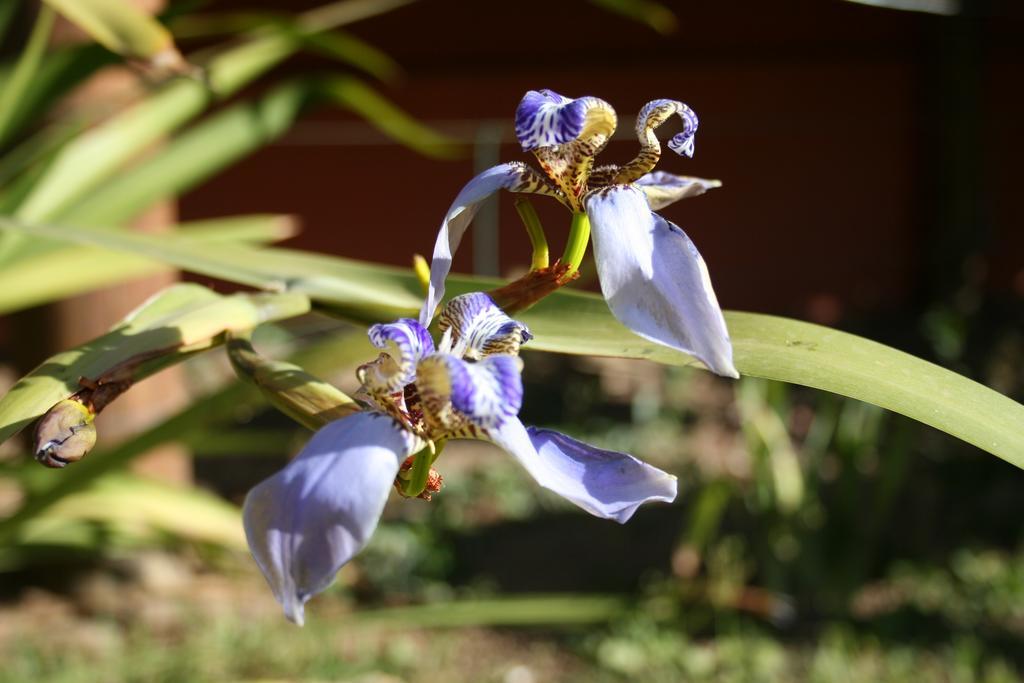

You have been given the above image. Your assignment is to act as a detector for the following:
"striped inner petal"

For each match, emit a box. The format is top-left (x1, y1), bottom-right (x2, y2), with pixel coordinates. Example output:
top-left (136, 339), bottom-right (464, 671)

top-left (438, 292), bottom-right (532, 360)
top-left (359, 318), bottom-right (435, 393)
top-left (601, 99), bottom-right (700, 186)
top-left (416, 353), bottom-right (523, 435)
top-left (515, 89), bottom-right (617, 208)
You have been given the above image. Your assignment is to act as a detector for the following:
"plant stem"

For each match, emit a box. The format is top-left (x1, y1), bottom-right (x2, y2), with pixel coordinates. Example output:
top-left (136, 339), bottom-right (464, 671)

top-left (401, 441), bottom-right (441, 497)
top-left (560, 211), bottom-right (591, 275)
top-left (514, 198), bottom-right (549, 270)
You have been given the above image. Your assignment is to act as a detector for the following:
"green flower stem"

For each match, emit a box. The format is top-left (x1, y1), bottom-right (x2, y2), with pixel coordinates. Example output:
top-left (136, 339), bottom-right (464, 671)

top-left (429, 439), bottom-right (445, 465)
top-left (560, 211), bottom-right (591, 275)
top-left (514, 198), bottom-right (549, 270)
top-left (400, 440), bottom-right (445, 497)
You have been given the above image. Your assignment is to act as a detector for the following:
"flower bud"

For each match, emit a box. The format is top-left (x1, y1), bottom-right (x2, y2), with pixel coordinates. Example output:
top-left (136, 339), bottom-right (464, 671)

top-left (33, 399), bottom-right (97, 468)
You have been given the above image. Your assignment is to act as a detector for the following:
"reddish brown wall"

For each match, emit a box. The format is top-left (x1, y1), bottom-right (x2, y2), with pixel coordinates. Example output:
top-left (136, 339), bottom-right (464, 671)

top-left (180, 0), bottom-right (1022, 322)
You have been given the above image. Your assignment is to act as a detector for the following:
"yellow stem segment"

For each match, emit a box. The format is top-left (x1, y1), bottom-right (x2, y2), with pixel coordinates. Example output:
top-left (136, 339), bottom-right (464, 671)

top-left (514, 198), bottom-right (549, 271)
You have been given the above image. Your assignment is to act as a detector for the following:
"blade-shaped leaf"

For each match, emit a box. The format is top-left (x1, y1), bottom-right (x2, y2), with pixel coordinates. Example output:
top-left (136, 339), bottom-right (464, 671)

top-left (0, 327), bottom-right (374, 542)
top-left (301, 30), bottom-right (401, 81)
top-left (62, 81), bottom-right (312, 226)
top-left (24, 473), bottom-right (247, 549)
top-left (0, 283), bottom-right (310, 444)
top-left (171, 11), bottom-right (400, 82)
top-left (61, 77), bottom-right (456, 226)
top-left (62, 474), bottom-right (245, 547)
top-left (41, 0), bottom-right (187, 72)
top-left (15, 0), bottom-right (413, 224)
top-left (0, 6), bottom-right (56, 145)
top-left (317, 76), bottom-right (462, 159)
top-left (0, 217), bottom-right (425, 316)
top-left (515, 290), bottom-right (1024, 470)
top-left (0, 219), bottom-right (1021, 466)
top-left (0, 214), bottom-right (297, 314)
top-left (0, 44), bottom-right (114, 155)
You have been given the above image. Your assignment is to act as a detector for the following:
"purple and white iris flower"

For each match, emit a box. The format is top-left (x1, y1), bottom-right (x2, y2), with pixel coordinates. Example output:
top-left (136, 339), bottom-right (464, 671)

top-left (422, 89), bottom-right (738, 378)
top-left (243, 292), bottom-right (677, 625)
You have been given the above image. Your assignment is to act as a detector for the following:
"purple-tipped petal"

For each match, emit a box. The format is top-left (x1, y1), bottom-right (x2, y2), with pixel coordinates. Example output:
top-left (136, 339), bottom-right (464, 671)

top-left (634, 172), bottom-right (722, 211)
top-left (514, 90), bottom-right (616, 152)
top-left (361, 318), bottom-right (435, 393)
top-left (438, 292), bottom-right (531, 360)
top-left (417, 353), bottom-right (523, 432)
top-left (243, 412), bottom-right (416, 625)
top-left (595, 100), bottom-right (702, 186)
top-left (585, 185), bottom-right (738, 378)
top-left (637, 99), bottom-right (699, 158)
top-left (515, 90), bottom-right (617, 205)
top-left (421, 162), bottom-right (558, 326)
top-left (490, 420), bottom-right (677, 523)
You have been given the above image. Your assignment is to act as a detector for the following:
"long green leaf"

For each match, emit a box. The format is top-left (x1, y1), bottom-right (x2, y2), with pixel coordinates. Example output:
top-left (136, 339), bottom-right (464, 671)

top-left (301, 30), bottom-right (401, 81)
top-left (63, 82), bottom-right (312, 226)
top-left (0, 283), bottom-right (310, 444)
top-left (19, 473), bottom-right (246, 550)
top-left (0, 120), bottom-right (84, 190)
top-left (0, 327), bottom-right (374, 542)
top-left (317, 76), bottom-right (462, 158)
top-left (0, 217), bottom-right (425, 316)
top-left (41, 0), bottom-right (185, 68)
top-left (0, 5), bottom-right (56, 146)
top-left (0, 220), bottom-right (1021, 465)
top-left (521, 294), bottom-right (1024, 468)
top-left (15, 0), bottom-right (412, 223)
top-left (0, 214), bottom-right (297, 314)
top-left (0, 378), bottom-right (257, 544)
top-left (62, 77), bottom-right (456, 226)
top-left (171, 12), bottom-right (400, 82)
top-left (0, 44), bottom-right (114, 153)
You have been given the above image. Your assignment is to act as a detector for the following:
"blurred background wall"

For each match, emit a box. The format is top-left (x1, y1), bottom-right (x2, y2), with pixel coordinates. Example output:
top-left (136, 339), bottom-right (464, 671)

top-left (181, 0), bottom-right (1024, 326)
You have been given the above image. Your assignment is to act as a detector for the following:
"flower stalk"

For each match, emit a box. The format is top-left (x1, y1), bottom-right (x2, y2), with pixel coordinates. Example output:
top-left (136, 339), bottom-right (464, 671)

top-left (514, 198), bottom-right (549, 271)
top-left (398, 440), bottom-right (445, 499)
top-left (560, 211), bottom-right (591, 276)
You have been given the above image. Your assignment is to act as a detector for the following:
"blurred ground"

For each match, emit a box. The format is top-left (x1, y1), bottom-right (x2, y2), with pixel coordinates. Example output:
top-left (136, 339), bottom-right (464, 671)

top-left (2, 552), bottom-right (1021, 683)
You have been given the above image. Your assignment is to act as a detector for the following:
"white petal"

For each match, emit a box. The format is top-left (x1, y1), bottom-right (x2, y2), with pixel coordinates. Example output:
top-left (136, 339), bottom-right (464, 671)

top-left (420, 163), bottom-right (557, 326)
top-left (634, 171), bottom-right (721, 211)
top-left (586, 185), bottom-right (738, 378)
top-left (242, 412), bottom-right (416, 625)
top-left (490, 420), bottom-right (677, 523)
top-left (437, 292), bottom-right (531, 359)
